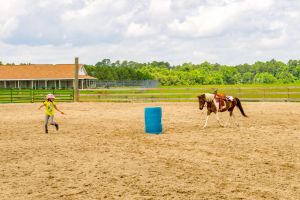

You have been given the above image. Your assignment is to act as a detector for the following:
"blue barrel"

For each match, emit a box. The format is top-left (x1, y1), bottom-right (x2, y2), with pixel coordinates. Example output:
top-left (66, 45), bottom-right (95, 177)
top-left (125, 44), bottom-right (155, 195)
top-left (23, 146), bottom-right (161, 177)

top-left (144, 107), bottom-right (162, 134)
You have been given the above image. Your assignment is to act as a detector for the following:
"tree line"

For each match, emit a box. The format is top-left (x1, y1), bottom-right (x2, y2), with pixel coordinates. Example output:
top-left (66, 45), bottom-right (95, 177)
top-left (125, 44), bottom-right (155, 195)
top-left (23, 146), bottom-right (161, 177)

top-left (84, 59), bottom-right (300, 86)
top-left (2, 59), bottom-right (299, 86)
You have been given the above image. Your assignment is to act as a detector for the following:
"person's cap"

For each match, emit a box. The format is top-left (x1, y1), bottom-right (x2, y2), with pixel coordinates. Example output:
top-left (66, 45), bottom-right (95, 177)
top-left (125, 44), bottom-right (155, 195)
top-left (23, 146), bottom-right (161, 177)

top-left (46, 94), bottom-right (55, 99)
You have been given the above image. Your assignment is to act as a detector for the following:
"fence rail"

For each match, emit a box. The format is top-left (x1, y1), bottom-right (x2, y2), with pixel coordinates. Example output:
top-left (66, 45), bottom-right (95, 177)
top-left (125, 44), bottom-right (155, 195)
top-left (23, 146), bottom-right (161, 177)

top-left (80, 86), bottom-right (300, 102)
top-left (0, 89), bottom-right (74, 103)
top-left (2, 87), bottom-right (300, 103)
top-left (95, 80), bottom-right (159, 88)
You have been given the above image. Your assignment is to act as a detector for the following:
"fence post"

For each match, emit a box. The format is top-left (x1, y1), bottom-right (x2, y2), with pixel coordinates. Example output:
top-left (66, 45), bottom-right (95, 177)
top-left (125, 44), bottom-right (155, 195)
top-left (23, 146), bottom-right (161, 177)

top-left (74, 57), bottom-right (79, 102)
top-left (10, 88), bottom-right (13, 103)
top-left (31, 89), bottom-right (34, 103)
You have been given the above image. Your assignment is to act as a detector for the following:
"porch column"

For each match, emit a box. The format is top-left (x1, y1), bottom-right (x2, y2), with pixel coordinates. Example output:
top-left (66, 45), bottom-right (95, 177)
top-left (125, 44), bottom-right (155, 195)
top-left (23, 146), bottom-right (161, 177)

top-left (81, 79), bottom-right (84, 89)
top-left (18, 80), bottom-right (20, 88)
top-left (45, 80), bottom-right (47, 89)
top-left (59, 80), bottom-right (61, 89)
top-left (4, 81), bottom-right (6, 88)
top-left (54, 80), bottom-right (57, 89)
top-left (31, 80), bottom-right (34, 89)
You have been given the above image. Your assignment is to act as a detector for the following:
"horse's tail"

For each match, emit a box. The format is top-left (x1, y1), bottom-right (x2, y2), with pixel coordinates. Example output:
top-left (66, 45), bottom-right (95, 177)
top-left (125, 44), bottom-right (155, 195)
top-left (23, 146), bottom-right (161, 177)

top-left (235, 98), bottom-right (248, 117)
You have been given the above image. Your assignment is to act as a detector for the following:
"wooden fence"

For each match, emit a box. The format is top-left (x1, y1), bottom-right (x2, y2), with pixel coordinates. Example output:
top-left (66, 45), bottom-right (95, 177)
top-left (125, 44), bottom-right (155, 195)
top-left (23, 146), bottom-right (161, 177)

top-left (79, 86), bottom-right (300, 102)
top-left (2, 87), bottom-right (299, 103)
top-left (0, 89), bottom-right (74, 103)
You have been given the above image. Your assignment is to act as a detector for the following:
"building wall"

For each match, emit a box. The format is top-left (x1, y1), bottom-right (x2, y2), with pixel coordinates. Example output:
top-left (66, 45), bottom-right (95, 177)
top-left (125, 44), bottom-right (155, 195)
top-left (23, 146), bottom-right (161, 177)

top-left (0, 79), bottom-right (96, 89)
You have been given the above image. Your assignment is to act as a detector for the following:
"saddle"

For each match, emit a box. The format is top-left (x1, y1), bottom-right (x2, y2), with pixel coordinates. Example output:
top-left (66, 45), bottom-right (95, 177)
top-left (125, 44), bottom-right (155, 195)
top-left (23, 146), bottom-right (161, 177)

top-left (215, 94), bottom-right (234, 112)
top-left (215, 93), bottom-right (226, 109)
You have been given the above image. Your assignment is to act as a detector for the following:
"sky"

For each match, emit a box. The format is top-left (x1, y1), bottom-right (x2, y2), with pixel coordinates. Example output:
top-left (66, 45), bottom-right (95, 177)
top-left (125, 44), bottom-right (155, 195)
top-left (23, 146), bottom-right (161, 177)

top-left (0, 0), bottom-right (300, 66)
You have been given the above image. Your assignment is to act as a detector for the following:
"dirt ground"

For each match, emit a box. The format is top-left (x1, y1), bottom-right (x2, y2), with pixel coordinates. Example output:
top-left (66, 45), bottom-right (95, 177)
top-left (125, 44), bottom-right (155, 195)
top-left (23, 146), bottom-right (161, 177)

top-left (0, 102), bottom-right (299, 200)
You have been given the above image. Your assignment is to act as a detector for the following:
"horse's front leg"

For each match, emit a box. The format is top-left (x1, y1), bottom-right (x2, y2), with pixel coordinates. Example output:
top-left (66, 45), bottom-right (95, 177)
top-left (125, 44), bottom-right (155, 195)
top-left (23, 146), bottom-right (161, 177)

top-left (203, 115), bottom-right (210, 128)
top-left (215, 112), bottom-right (224, 127)
top-left (203, 109), bottom-right (212, 128)
top-left (214, 104), bottom-right (224, 127)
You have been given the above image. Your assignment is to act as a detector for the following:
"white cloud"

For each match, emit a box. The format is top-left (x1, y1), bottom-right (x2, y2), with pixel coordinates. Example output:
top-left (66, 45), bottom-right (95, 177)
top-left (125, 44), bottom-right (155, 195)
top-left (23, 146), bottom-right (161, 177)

top-left (126, 23), bottom-right (155, 37)
top-left (149, 0), bottom-right (171, 15)
top-left (0, 18), bottom-right (18, 38)
top-left (168, 0), bottom-right (274, 38)
top-left (259, 31), bottom-right (287, 48)
top-left (0, 0), bottom-right (29, 38)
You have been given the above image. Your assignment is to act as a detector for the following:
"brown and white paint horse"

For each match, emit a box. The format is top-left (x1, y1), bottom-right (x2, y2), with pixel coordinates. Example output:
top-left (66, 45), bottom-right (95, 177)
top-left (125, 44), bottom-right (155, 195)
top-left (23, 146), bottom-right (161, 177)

top-left (197, 93), bottom-right (247, 128)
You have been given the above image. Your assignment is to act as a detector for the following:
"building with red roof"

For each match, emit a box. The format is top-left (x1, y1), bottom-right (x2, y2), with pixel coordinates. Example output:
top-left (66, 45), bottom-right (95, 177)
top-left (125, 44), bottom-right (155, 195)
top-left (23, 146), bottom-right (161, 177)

top-left (0, 64), bottom-right (96, 89)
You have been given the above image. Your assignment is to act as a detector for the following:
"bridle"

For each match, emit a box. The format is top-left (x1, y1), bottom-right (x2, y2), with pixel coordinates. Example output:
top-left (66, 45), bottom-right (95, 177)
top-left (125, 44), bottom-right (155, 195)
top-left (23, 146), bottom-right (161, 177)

top-left (198, 96), bottom-right (208, 109)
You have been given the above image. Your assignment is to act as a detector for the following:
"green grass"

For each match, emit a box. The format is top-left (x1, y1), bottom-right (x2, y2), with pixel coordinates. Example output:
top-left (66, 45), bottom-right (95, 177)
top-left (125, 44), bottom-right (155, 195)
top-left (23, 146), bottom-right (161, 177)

top-left (80, 84), bottom-right (300, 102)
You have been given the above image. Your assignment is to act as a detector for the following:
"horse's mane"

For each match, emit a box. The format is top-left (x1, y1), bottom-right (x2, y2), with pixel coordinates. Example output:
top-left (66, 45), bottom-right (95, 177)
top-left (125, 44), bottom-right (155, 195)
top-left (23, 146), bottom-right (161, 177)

top-left (204, 93), bottom-right (214, 102)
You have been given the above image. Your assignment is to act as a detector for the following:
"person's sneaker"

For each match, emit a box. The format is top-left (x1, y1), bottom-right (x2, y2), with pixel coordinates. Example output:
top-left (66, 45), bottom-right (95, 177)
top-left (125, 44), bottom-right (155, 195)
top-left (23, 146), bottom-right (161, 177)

top-left (55, 124), bottom-right (59, 131)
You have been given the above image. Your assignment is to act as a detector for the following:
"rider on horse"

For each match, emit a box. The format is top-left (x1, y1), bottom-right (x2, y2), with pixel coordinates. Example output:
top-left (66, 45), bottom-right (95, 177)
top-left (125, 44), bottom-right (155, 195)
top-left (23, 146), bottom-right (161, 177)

top-left (213, 89), bottom-right (226, 110)
top-left (213, 89), bottom-right (225, 100)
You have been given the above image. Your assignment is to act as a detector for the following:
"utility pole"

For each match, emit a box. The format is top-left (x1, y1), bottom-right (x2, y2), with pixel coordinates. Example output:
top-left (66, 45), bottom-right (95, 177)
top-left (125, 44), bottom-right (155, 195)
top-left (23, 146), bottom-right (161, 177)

top-left (74, 57), bottom-right (79, 102)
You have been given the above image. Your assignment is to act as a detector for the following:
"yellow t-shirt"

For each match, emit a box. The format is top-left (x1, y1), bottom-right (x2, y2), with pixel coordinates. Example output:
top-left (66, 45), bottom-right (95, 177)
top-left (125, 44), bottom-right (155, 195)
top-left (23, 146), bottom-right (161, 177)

top-left (43, 101), bottom-right (56, 116)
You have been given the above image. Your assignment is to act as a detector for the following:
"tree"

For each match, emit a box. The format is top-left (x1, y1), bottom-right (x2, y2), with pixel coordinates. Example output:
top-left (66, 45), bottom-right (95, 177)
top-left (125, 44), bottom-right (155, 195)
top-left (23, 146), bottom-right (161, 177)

top-left (220, 66), bottom-right (241, 84)
top-left (204, 72), bottom-right (224, 85)
top-left (276, 71), bottom-right (295, 84)
top-left (96, 59), bottom-right (111, 67)
top-left (241, 72), bottom-right (254, 84)
top-left (287, 59), bottom-right (299, 67)
top-left (291, 66), bottom-right (300, 78)
top-left (84, 65), bottom-right (96, 76)
top-left (236, 64), bottom-right (251, 74)
top-left (254, 73), bottom-right (277, 84)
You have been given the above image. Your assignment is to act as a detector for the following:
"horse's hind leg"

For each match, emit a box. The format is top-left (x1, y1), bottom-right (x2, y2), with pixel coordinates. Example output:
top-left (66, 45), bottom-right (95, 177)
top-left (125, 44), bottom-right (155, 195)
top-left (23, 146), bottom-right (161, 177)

top-left (225, 107), bottom-right (235, 127)
top-left (225, 112), bottom-right (232, 127)
top-left (226, 111), bottom-right (240, 127)
top-left (231, 112), bottom-right (240, 126)
top-left (215, 112), bottom-right (224, 127)
top-left (229, 104), bottom-right (240, 127)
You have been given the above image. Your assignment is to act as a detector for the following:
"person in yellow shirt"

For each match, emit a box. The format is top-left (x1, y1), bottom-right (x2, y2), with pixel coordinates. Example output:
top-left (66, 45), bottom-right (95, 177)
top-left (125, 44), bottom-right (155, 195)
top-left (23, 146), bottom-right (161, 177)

top-left (38, 94), bottom-right (64, 133)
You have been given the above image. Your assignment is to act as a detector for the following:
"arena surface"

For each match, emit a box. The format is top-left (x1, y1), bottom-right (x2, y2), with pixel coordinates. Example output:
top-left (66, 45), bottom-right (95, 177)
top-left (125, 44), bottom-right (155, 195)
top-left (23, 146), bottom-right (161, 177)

top-left (0, 102), bottom-right (299, 200)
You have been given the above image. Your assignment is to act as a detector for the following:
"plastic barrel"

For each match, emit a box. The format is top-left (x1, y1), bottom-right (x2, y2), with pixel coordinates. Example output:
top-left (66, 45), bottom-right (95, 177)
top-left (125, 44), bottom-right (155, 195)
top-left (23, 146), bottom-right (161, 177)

top-left (144, 107), bottom-right (162, 134)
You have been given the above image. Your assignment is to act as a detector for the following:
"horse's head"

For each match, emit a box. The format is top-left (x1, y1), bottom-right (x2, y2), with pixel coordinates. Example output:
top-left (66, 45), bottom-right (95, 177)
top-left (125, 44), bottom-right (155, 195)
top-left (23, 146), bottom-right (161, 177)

top-left (197, 94), bottom-right (206, 110)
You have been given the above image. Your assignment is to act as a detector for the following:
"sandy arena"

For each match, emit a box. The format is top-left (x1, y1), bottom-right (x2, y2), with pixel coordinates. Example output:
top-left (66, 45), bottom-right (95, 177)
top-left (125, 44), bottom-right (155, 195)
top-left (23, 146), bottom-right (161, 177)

top-left (0, 102), bottom-right (299, 200)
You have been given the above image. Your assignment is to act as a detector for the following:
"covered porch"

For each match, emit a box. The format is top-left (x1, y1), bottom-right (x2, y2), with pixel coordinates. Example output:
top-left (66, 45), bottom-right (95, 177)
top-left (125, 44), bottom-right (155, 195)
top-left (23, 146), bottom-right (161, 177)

top-left (0, 79), bottom-right (96, 89)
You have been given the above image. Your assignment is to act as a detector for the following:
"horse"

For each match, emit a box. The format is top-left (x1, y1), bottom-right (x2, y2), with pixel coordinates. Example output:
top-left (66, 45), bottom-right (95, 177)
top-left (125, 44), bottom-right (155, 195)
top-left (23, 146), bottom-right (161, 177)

top-left (197, 93), bottom-right (247, 128)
